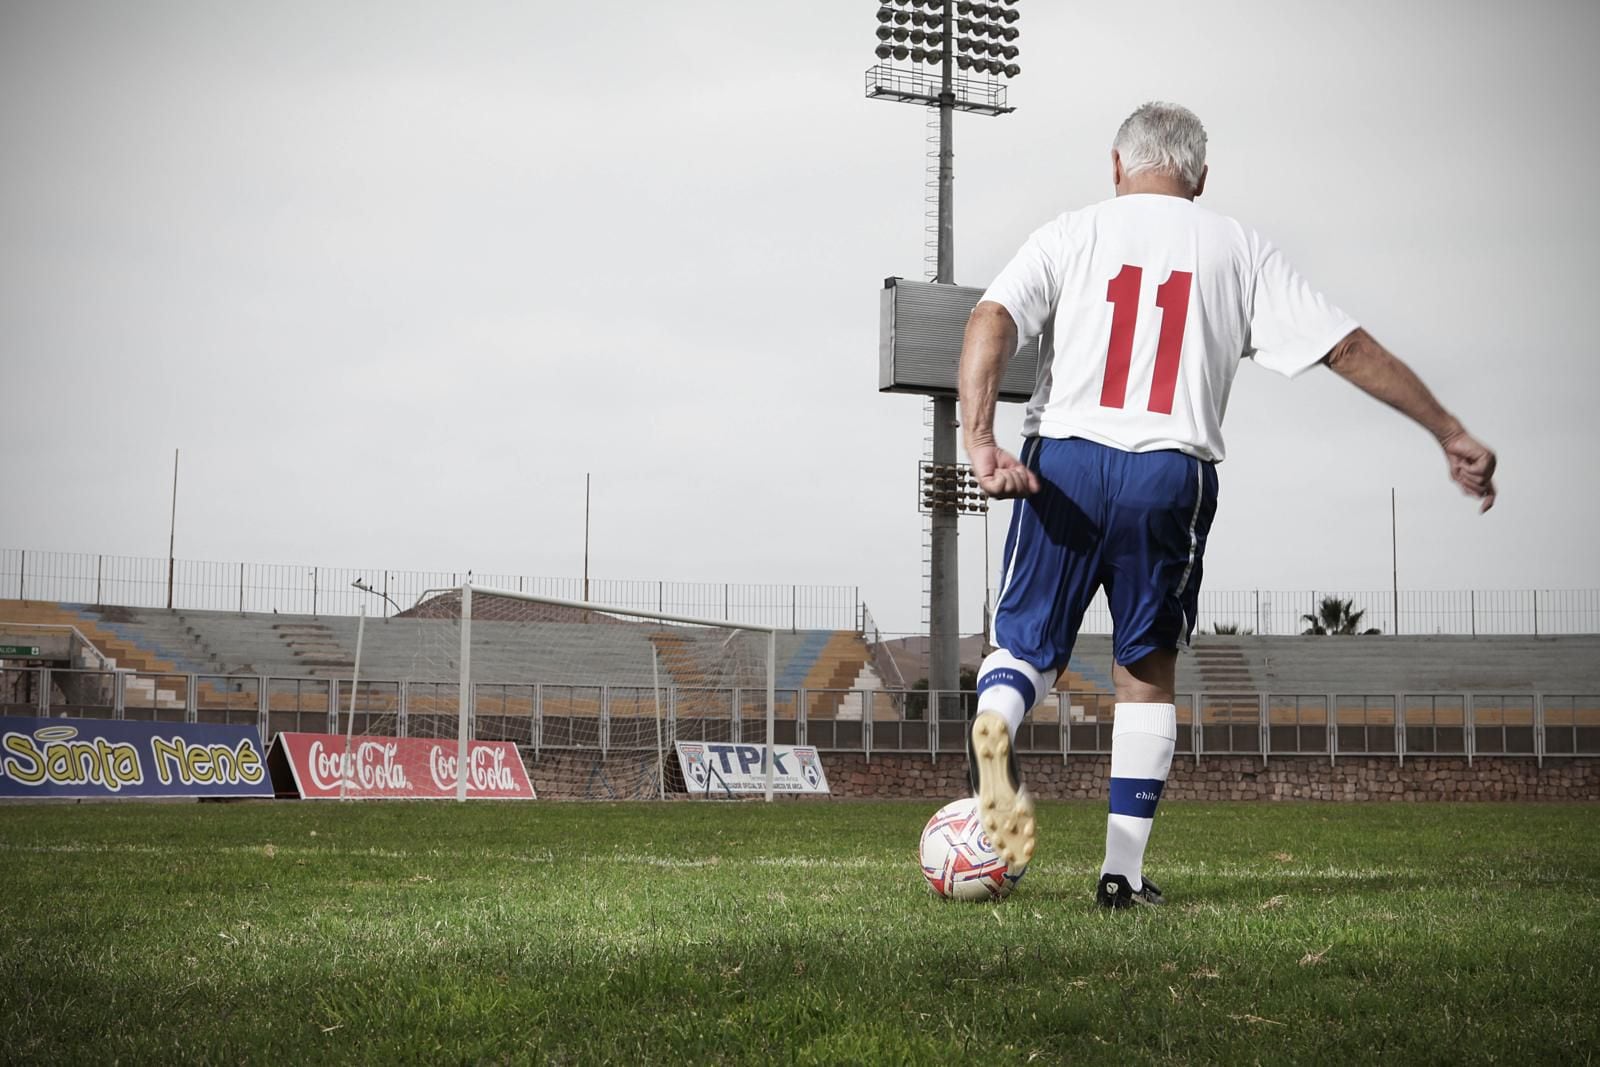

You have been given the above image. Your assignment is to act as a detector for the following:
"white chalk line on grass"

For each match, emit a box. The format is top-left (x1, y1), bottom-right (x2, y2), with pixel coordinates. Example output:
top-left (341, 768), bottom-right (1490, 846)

top-left (0, 841), bottom-right (874, 871)
top-left (0, 841), bottom-right (1405, 879)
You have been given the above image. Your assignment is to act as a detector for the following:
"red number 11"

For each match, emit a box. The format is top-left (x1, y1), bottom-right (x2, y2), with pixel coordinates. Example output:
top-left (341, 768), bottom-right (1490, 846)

top-left (1098, 264), bottom-right (1193, 415)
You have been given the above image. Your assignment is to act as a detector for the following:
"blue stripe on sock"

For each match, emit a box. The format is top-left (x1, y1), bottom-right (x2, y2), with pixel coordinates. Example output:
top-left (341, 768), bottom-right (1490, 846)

top-left (976, 668), bottom-right (1035, 712)
top-left (1109, 777), bottom-right (1165, 819)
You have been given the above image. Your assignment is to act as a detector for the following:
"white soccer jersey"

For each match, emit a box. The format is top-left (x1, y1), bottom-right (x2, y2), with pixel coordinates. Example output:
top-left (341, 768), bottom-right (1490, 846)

top-left (981, 194), bottom-right (1358, 463)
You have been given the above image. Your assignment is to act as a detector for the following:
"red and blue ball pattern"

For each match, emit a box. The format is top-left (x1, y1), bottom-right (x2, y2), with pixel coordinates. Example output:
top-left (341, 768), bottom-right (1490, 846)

top-left (919, 796), bottom-right (1027, 901)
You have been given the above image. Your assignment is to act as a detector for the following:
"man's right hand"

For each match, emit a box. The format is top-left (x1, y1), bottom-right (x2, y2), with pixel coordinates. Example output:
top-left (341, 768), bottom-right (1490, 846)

top-left (969, 442), bottom-right (1040, 499)
top-left (1441, 429), bottom-right (1498, 513)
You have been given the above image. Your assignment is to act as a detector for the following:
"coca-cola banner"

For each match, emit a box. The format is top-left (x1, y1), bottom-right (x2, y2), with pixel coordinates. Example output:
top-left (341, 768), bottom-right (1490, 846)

top-left (268, 733), bottom-right (536, 800)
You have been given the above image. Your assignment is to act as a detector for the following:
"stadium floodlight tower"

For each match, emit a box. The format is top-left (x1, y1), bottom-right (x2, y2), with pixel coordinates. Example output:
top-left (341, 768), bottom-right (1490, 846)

top-left (866, 0), bottom-right (1024, 709)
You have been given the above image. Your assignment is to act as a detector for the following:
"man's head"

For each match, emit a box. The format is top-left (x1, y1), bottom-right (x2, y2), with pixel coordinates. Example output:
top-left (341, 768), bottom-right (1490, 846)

top-left (1112, 102), bottom-right (1208, 199)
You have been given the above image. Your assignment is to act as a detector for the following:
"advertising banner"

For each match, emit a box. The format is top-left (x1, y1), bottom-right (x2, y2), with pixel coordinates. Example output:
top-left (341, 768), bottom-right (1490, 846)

top-left (269, 733), bottom-right (536, 800)
top-left (675, 742), bottom-right (830, 795)
top-left (0, 716), bottom-right (272, 799)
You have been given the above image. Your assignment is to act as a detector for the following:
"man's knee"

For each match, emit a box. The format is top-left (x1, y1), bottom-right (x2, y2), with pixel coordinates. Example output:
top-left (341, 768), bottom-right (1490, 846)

top-left (1112, 649), bottom-right (1177, 704)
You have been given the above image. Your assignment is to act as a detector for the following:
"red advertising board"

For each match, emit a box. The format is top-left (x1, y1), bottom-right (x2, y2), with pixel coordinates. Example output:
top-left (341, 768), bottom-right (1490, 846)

top-left (269, 733), bottom-right (536, 800)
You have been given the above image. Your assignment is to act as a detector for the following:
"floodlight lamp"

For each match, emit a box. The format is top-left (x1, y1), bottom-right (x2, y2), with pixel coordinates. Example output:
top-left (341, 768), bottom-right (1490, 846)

top-left (893, 44), bottom-right (910, 59)
top-left (926, 31), bottom-right (944, 46)
top-left (957, 17), bottom-right (973, 32)
top-left (956, 0), bottom-right (976, 13)
top-left (876, 6), bottom-right (895, 22)
top-left (1004, 62), bottom-right (1021, 76)
top-left (1001, 24), bottom-right (1020, 39)
top-left (894, 10), bottom-right (912, 23)
top-left (1000, 6), bottom-right (1020, 21)
top-left (910, 46), bottom-right (928, 63)
top-left (876, 23), bottom-right (894, 39)
top-left (956, 53), bottom-right (974, 69)
top-left (910, 28), bottom-right (925, 43)
top-left (1001, 43), bottom-right (1019, 58)
top-left (875, 42), bottom-right (894, 58)
top-left (893, 26), bottom-right (910, 40)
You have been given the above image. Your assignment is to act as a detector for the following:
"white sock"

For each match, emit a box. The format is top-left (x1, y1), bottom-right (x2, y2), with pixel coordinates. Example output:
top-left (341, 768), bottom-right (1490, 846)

top-left (974, 650), bottom-right (1056, 739)
top-left (1101, 702), bottom-right (1177, 891)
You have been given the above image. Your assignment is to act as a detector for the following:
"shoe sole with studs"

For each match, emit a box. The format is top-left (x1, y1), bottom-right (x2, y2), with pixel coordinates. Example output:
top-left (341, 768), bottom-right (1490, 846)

top-left (970, 711), bottom-right (1035, 868)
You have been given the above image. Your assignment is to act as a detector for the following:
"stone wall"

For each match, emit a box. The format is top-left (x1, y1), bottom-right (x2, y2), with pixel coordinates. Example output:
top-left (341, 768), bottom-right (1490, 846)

top-left (822, 753), bottom-right (1600, 802)
top-left (523, 750), bottom-right (1600, 802)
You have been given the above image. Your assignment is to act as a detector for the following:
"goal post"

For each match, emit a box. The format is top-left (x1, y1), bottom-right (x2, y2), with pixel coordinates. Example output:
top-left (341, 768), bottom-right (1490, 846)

top-left (398, 581), bottom-right (781, 801)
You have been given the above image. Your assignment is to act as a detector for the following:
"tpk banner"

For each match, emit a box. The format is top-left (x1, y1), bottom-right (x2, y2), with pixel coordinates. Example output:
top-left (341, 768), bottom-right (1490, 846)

top-left (0, 716), bottom-right (272, 799)
top-left (268, 733), bottom-right (536, 800)
top-left (675, 742), bottom-right (830, 795)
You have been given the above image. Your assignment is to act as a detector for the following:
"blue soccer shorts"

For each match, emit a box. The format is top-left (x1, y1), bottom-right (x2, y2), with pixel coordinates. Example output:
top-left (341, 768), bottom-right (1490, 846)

top-left (991, 436), bottom-right (1218, 671)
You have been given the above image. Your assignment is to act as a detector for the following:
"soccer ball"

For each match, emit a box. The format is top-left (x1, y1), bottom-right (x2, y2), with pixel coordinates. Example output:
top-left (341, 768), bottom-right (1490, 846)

top-left (919, 796), bottom-right (1027, 901)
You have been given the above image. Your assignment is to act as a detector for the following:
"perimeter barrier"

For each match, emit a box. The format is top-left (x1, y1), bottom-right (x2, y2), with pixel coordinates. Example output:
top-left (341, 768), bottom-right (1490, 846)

top-left (3, 667), bottom-right (1595, 767)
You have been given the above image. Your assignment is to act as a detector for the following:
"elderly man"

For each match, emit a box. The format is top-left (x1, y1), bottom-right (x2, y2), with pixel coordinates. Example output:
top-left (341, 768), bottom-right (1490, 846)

top-left (958, 101), bottom-right (1498, 908)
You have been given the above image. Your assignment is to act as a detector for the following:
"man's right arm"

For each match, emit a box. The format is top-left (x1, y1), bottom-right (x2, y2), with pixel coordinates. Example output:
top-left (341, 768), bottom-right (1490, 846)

top-left (1323, 328), bottom-right (1499, 511)
top-left (959, 301), bottom-right (1040, 499)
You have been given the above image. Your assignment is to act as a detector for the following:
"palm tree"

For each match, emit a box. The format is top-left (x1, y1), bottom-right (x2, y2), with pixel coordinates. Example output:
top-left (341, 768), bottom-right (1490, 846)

top-left (1301, 596), bottom-right (1381, 635)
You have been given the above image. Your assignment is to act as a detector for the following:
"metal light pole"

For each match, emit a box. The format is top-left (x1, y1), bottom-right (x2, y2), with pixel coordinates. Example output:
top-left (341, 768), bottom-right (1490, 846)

top-left (929, 0), bottom-right (960, 706)
top-left (866, 0), bottom-right (1023, 705)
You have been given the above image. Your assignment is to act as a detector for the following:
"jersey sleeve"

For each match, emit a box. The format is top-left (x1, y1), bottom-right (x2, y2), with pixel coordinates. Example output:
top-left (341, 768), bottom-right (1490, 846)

top-left (980, 220), bottom-right (1062, 352)
top-left (1247, 242), bottom-right (1359, 378)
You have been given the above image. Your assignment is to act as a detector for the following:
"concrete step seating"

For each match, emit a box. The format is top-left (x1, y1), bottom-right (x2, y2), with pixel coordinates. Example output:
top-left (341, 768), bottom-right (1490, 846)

top-left (8, 603), bottom-right (1594, 723)
top-left (3, 603), bottom-right (885, 720)
top-left (0, 600), bottom-right (181, 676)
top-left (1163, 634), bottom-right (1600, 694)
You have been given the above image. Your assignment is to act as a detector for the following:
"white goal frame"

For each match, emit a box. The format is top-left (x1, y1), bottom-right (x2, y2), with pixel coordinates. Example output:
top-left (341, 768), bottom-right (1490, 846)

top-left (456, 582), bottom-right (780, 802)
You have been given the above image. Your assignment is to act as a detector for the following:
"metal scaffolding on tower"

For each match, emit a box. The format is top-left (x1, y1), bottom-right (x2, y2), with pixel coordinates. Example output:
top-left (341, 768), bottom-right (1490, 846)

top-left (867, 0), bottom-right (1025, 708)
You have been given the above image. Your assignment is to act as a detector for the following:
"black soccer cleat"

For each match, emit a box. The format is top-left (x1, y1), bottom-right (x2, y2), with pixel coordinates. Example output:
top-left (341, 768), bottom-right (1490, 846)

top-left (968, 711), bottom-right (1035, 868)
top-left (1096, 873), bottom-right (1165, 909)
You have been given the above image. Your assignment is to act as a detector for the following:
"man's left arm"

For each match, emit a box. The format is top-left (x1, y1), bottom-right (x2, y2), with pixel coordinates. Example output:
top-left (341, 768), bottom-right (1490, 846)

top-left (1323, 328), bottom-right (1498, 511)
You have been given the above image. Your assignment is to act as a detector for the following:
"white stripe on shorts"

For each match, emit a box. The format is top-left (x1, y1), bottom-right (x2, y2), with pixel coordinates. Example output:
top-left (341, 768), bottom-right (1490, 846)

top-left (1174, 458), bottom-right (1205, 644)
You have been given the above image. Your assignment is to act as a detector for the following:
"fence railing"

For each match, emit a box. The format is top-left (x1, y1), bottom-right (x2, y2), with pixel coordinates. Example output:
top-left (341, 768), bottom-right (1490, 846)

top-left (1073, 587), bottom-right (1600, 636)
top-left (0, 548), bottom-right (862, 631)
top-left (6, 548), bottom-right (1597, 636)
top-left (4, 668), bottom-right (1594, 766)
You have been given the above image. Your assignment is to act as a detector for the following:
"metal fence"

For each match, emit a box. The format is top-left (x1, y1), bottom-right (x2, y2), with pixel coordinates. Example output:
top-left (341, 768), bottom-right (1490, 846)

top-left (4, 668), bottom-right (1594, 766)
top-left (1075, 587), bottom-right (1600, 636)
top-left (6, 548), bottom-right (1595, 635)
top-left (0, 548), bottom-right (862, 631)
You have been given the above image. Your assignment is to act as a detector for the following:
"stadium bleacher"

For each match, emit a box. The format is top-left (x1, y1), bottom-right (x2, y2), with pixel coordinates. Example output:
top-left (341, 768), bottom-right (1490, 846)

top-left (877, 632), bottom-right (1600, 696)
top-left (0, 601), bottom-right (881, 717)
top-left (4, 601), bottom-right (1597, 728)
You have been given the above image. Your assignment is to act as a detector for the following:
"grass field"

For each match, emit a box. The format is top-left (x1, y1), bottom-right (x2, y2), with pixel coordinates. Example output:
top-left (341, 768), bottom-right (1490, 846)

top-left (1, 799), bottom-right (1597, 1065)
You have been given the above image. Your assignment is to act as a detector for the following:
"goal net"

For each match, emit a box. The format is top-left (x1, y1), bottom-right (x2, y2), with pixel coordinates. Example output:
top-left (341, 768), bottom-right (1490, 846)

top-left (345, 583), bottom-right (778, 800)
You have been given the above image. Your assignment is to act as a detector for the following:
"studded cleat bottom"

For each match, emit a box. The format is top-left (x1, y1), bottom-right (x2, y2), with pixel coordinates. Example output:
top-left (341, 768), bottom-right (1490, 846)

top-left (969, 711), bottom-right (1036, 868)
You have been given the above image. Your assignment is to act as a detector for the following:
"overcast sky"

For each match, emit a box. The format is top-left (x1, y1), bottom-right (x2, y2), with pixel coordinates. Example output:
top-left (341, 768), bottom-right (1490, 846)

top-left (2, 0), bottom-right (1597, 636)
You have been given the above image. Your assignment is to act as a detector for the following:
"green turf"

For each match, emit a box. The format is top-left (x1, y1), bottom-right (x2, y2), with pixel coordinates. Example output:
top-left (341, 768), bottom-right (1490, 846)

top-left (1, 799), bottom-right (1596, 1065)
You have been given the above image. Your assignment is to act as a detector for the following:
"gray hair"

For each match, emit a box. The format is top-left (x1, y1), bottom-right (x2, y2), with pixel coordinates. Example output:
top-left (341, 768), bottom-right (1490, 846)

top-left (1113, 102), bottom-right (1207, 189)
